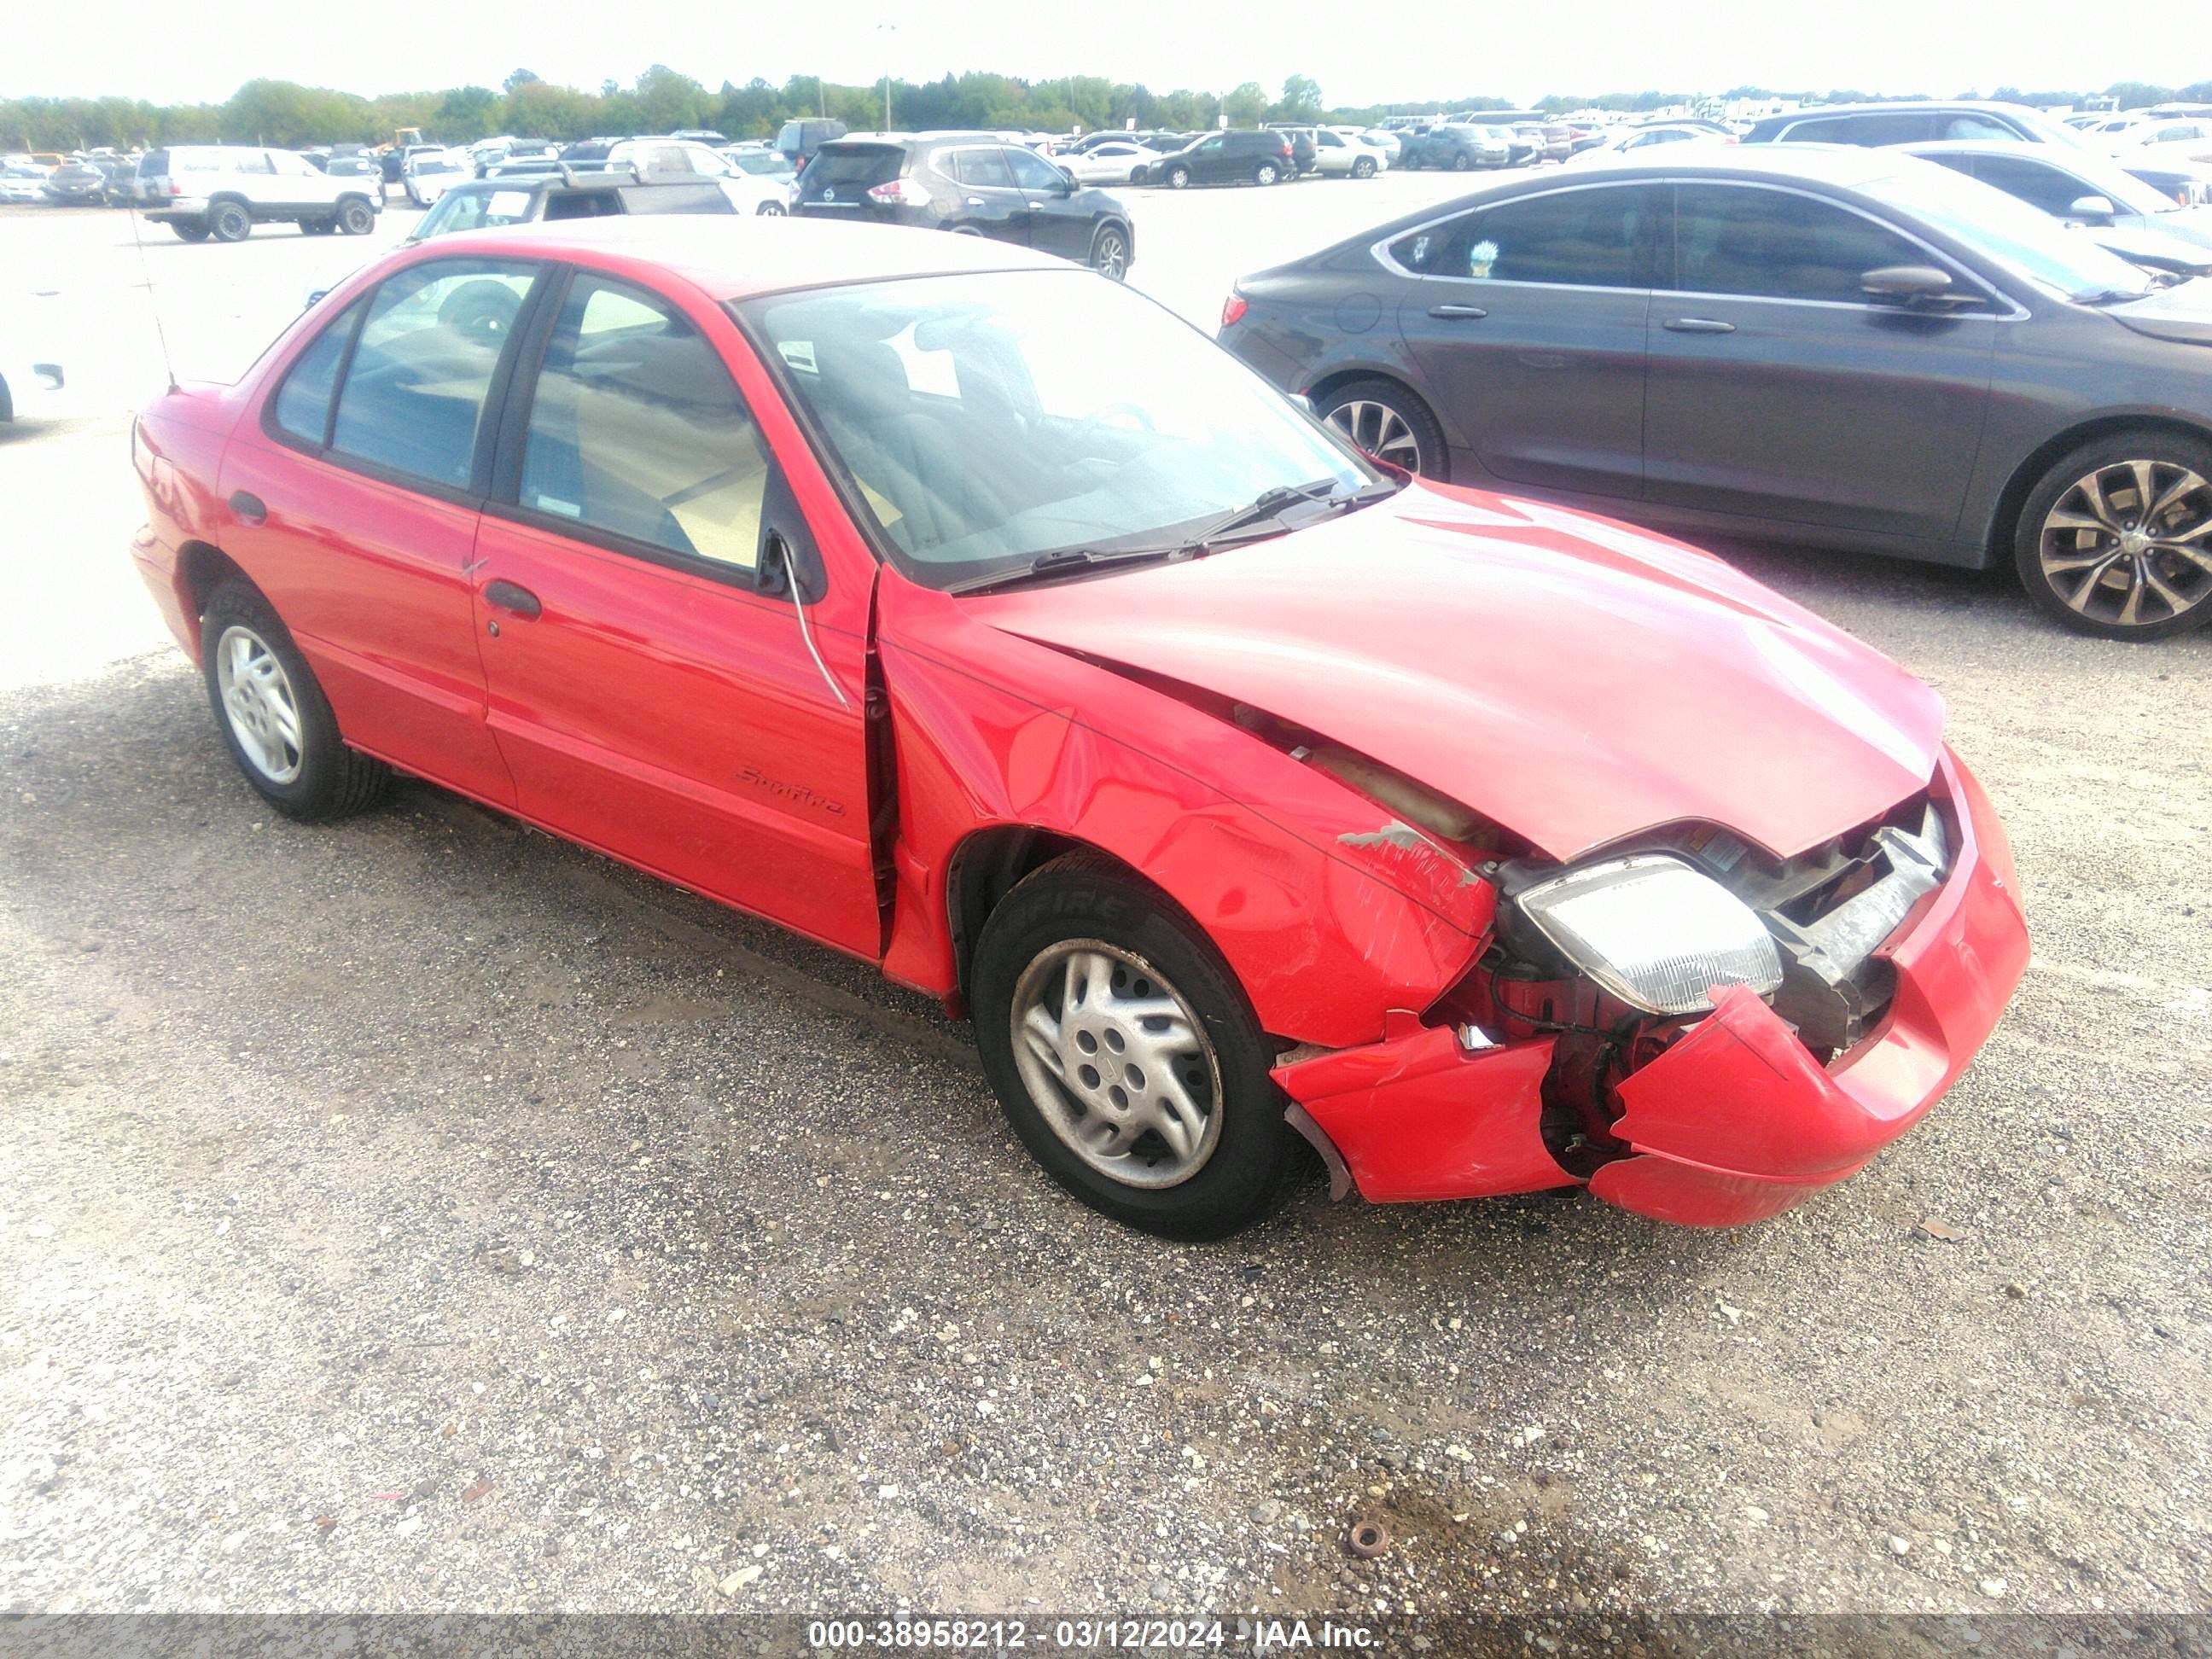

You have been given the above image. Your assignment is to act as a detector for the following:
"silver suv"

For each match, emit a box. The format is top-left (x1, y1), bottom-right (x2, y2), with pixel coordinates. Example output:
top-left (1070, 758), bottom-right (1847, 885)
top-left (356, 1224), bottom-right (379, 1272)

top-left (139, 145), bottom-right (382, 242)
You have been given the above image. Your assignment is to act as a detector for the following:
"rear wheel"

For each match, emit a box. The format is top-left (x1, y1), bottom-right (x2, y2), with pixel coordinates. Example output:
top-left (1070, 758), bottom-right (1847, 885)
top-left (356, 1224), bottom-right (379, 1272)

top-left (1315, 377), bottom-right (1447, 478)
top-left (301, 218), bottom-right (335, 235)
top-left (336, 197), bottom-right (375, 235)
top-left (207, 200), bottom-right (251, 242)
top-left (1253, 161), bottom-right (1280, 186)
top-left (972, 854), bottom-right (1304, 1241)
top-left (1089, 223), bottom-right (1130, 281)
top-left (200, 580), bottom-right (391, 820)
top-left (2014, 431), bottom-right (2212, 639)
top-left (171, 220), bottom-right (209, 242)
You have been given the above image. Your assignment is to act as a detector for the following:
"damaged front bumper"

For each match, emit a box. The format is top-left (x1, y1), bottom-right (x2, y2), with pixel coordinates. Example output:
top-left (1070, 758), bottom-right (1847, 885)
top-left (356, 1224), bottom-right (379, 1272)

top-left (1272, 748), bottom-right (2029, 1226)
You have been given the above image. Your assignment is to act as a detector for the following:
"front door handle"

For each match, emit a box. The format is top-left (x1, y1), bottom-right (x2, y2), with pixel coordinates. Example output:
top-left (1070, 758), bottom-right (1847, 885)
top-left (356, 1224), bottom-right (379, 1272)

top-left (965, 195), bottom-right (985, 207)
top-left (228, 490), bottom-right (267, 525)
top-left (1428, 304), bottom-right (1488, 319)
top-left (482, 579), bottom-right (541, 619)
top-left (1663, 317), bottom-right (1737, 334)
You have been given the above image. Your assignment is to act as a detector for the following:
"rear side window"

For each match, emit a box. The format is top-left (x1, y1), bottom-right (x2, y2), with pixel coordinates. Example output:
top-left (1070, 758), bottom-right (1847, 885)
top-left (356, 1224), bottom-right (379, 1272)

top-left (327, 258), bottom-right (539, 490)
top-left (516, 276), bottom-right (773, 571)
top-left (1393, 186), bottom-right (1651, 287)
top-left (948, 149), bottom-right (1014, 189)
top-left (1669, 184), bottom-right (1927, 302)
top-left (271, 298), bottom-right (366, 447)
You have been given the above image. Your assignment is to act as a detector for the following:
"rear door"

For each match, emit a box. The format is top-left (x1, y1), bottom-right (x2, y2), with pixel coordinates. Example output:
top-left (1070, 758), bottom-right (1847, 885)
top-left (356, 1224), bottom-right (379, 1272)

top-left (1389, 181), bottom-right (1658, 498)
top-left (1641, 181), bottom-right (1997, 540)
top-left (940, 147), bottom-right (1033, 242)
top-left (469, 269), bottom-right (880, 954)
top-left (216, 255), bottom-right (549, 803)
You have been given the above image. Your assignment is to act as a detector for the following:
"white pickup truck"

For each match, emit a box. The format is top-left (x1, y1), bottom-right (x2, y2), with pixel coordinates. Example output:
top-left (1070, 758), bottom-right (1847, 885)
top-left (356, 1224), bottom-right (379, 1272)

top-left (140, 145), bottom-right (383, 242)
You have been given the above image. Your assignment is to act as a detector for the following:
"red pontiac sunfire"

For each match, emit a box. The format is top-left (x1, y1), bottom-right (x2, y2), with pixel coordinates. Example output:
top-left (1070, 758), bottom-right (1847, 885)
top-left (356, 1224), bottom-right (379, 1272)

top-left (128, 218), bottom-right (2030, 1239)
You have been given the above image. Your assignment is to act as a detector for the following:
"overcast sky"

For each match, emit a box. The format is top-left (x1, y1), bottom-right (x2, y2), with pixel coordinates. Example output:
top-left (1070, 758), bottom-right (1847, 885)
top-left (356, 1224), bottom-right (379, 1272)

top-left (9, 0), bottom-right (2200, 107)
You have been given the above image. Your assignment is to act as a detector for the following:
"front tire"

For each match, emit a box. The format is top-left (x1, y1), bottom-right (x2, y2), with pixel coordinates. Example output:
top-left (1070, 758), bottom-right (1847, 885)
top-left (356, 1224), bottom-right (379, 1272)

top-left (972, 855), bottom-right (1304, 1241)
top-left (200, 580), bottom-right (391, 820)
top-left (207, 200), bottom-right (250, 242)
top-left (1452, 151), bottom-right (1473, 172)
top-left (1089, 223), bottom-right (1130, 281)
top-left (755, 201), bottom-right (785, 216)
top-left (1352, 156), bottom-right (1376, 178)
top-left (2013, 432), bottom-right (2212, 639)
top-left (336, 197), bottom-right (375, 235)
top-left (1314, 376), bottom-right (1447, 478)
top-left (1164, 164), bottom-right (1190, 190)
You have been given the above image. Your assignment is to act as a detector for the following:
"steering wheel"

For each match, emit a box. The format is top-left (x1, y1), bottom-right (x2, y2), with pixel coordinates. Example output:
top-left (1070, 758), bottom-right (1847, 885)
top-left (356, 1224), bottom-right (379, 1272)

top-left (1068, 400), bottom-right (1158, 450)
top-left (438, 280), bottom-right (521, 344)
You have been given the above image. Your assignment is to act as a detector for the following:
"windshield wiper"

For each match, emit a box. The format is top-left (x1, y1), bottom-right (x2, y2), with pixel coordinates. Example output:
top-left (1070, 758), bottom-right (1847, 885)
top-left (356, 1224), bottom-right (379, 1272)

top-left (949, 545), bottom-right (1179, 595)
top-left (2075, 286), bottom-right (2152, 306)
top-left (1178, 475), bottom-right (1403, 557)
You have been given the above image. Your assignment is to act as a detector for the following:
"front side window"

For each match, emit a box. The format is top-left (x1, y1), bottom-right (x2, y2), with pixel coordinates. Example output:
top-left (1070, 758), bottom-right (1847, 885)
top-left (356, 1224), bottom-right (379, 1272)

top-left (1785, 113), bottom-right (1936, 146)
top-left (416, 186), bottom-right (540, 238)
top-left (1668, 184), bottom-right (1926, 302)
top-left (1391, 186), bottom-right (1651, 286)
top-left (518, 276), bottom-right (773, 572)
top-left (743, 270), bottom-right (1377, 585)
top-left (270, 297), bottom-right (367, 447)
top-left (1004, 148), bottom-right (1063, 191)
top-left (1966, 154), bottom-right (2094, 217)
top-left (329, 258), bottom-right (538, 490)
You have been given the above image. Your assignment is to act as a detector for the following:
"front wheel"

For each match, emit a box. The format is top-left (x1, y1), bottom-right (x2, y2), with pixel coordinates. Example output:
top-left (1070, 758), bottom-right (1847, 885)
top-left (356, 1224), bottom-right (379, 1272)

top-left (755, 200), bottom-right (785, 216)
top-left (1452, 151), bottom-right (1473, 172)
top-left (1314, 377), bottom-right (1447, 478)
top-left (1352, 156), bottom-right (1376, 178)
top-left (1163, 164), bottom-right (1190, 190)
top-left (1253, 161), bottom-right (1280, 186)
top-left (336, 198), bottom-right (375, 235)
top-left (2013, 433), bottom-right (2212, 639)
top-left (1089, 223), bottom-right (1130, 281)
top-left (200, 581), bottom-right (392, 820)
top-left (972, 854), bottom-right (1305, 1240)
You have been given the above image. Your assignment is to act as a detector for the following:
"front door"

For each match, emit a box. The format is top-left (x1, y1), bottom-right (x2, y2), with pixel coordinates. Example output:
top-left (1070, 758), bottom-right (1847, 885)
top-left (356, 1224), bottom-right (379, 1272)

top-left (470, 269), bottom-right (881, 957)
top-left (1388, 182), bottom-right (1658, 499)
top-left (1642, 182), bottom-right (1996, 540)
top-left (942, 147), bottom-right (1033, 246)
top-left (1004, 144), bottom-right (1091, 260)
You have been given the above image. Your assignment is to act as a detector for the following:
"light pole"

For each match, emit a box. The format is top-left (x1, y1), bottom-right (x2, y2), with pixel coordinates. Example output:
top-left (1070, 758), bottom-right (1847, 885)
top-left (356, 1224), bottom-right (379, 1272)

top-left (876, 24), bottom-right (897, 131)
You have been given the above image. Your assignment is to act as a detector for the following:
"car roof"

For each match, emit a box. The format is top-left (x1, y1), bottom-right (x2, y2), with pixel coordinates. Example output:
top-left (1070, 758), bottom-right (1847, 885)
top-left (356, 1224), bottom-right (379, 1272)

top-left (429, 213), bottom-right (1068, 300)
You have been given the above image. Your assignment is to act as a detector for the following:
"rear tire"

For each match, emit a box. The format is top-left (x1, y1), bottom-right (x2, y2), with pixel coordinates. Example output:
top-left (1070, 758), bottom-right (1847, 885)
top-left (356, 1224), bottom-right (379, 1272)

top-left (1314, 376), bottom-right (1448, 479)
top-left (171, 220), bottom-right (209, 242)
top-left (207, 200), bottom-right (251, 242)
top-left (1254, 161), bottom-right (1280, 186)
top-left (2012, 430), bottom-right (2212, 639)
top-left (200, 580), bottom-right (391, 821)
top-left (971, 853), bottom-right (1305, 1241)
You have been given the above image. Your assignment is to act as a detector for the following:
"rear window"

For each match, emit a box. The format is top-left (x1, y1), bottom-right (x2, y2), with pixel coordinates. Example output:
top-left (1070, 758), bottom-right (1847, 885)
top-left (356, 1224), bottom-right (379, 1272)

top-left (138, 149), bottom-right (167, 177)
top-left (806, 145), bottom-right (904, 189)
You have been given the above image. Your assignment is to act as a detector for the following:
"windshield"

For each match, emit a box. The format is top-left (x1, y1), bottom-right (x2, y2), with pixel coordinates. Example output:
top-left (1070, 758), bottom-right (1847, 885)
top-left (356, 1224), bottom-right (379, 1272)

top-left (740, 271), bottom-right (1379, 588)
top-left (1868, 163), bottom-right (2157, 301)
top-left (414, 184), bottom-right (539, 237)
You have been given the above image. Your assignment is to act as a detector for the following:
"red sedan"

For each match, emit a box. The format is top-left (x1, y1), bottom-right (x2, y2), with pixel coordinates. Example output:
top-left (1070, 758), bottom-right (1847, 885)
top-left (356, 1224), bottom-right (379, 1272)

top-left (127, 218), bottom-right (2030, 1239)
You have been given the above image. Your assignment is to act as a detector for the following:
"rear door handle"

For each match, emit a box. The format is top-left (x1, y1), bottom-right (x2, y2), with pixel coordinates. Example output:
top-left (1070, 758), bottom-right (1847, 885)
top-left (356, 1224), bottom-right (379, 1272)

top-left (482, 579), bottom-right (541, 619)
top-left (228, 490), bottom-right (266, 525)
top-left (1663, 317), bottom-right (1737, 334)
top-left (1428, 304), bottom-right (1488, 319)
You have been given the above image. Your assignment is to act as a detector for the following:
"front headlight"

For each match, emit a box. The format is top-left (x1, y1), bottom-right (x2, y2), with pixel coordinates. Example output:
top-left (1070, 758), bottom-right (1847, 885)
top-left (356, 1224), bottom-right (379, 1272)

top-left (1516, 855), bottom-right (1783, 1016)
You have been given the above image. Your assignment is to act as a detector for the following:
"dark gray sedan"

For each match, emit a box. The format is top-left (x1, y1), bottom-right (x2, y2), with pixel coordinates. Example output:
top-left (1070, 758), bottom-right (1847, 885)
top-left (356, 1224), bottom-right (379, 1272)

top-left (1220, 147), bottom-right (2212, 638)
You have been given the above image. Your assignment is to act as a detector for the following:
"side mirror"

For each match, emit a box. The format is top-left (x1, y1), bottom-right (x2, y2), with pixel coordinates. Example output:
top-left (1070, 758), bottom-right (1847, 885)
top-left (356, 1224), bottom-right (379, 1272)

top-left (1860, 264), bottom-right (1961, 306)
top-left (2067, 193), bottom-right (2117, 222)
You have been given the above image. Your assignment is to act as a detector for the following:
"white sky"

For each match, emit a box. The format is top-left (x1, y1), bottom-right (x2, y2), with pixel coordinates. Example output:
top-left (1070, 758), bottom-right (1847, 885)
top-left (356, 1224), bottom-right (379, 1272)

top-left (8, 0), bottom-right (2200, 108)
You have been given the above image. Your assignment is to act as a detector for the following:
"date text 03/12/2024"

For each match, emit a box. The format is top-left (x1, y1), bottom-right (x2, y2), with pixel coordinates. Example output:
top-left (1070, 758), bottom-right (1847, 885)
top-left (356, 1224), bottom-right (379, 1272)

top-left (802, 1618), bottom-right (1380, 1650)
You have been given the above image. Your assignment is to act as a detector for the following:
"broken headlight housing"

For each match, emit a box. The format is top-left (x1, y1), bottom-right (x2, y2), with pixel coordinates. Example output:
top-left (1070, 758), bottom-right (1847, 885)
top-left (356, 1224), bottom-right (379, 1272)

top-left (1515, 856), bottom-right (1783, 1017)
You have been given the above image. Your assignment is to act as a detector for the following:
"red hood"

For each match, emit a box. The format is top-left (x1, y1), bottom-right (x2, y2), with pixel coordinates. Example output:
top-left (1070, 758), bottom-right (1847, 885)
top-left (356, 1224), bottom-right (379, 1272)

top-left (963, 482), bottom-right (1945, 861)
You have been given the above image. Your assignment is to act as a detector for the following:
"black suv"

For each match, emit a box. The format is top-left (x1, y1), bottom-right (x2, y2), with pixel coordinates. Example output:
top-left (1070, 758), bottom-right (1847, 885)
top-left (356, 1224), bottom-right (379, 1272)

top-left (1139, 129), bottom-right (1296, 189)
top-left (406, 172), bottom-right (737, 242)
top-left (793, 134), bottom-right (1135, 278)
top-left (1743, 101), bottom-right (2079, 147)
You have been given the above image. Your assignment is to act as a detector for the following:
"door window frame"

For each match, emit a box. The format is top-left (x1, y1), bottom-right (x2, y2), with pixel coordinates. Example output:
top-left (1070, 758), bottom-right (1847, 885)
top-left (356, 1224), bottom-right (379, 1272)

top-left (258, 255), bottom-right (553, 509)
top-left (1370, 180), bottom-right (1663, 294)
top-left (1656, 178), bottom-right (2023, 317)
top-left (481, 265), bottom-right (818, 597)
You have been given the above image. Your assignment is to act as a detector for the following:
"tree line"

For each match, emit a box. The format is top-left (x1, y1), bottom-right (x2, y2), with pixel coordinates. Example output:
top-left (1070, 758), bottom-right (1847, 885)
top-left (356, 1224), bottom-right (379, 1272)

top-left (6, 67), bottom-right (2209, 152)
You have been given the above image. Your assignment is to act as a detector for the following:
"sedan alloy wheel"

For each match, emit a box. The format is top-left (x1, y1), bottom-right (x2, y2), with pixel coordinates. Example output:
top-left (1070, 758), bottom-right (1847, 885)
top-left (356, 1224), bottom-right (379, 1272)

top-left (2036, 457), bottom-right (2212, 634)
top-left (214, 624), bottom-right (305, 783)
top-left (1327, 398), bottom-right (1423, 471)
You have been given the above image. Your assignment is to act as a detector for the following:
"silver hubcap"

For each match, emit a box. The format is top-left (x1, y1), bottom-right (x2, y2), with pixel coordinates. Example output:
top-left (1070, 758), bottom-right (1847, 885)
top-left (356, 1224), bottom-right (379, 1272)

top-left (2040, 458), bottom-right (2212, 629)
top-left (1328, 399), bottom-right (1423, 470)
top-left (1009, 940), bottom-right (1221, 1190)
top-left (215, 625), bottom-right (305, 783)
top-left (1096, 233), bottom-right (1126, 277)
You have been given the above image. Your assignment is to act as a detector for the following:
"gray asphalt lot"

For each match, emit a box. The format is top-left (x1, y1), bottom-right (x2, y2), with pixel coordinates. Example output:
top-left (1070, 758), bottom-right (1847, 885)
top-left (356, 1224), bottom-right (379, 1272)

top-left (1, 178), bottom-right (2208, 1628)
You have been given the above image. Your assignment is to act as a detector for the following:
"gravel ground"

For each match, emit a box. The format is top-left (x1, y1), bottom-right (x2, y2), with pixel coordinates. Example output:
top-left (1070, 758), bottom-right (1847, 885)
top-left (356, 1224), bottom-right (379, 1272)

top-left (1, 179), bottom-right (2209, 1633)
